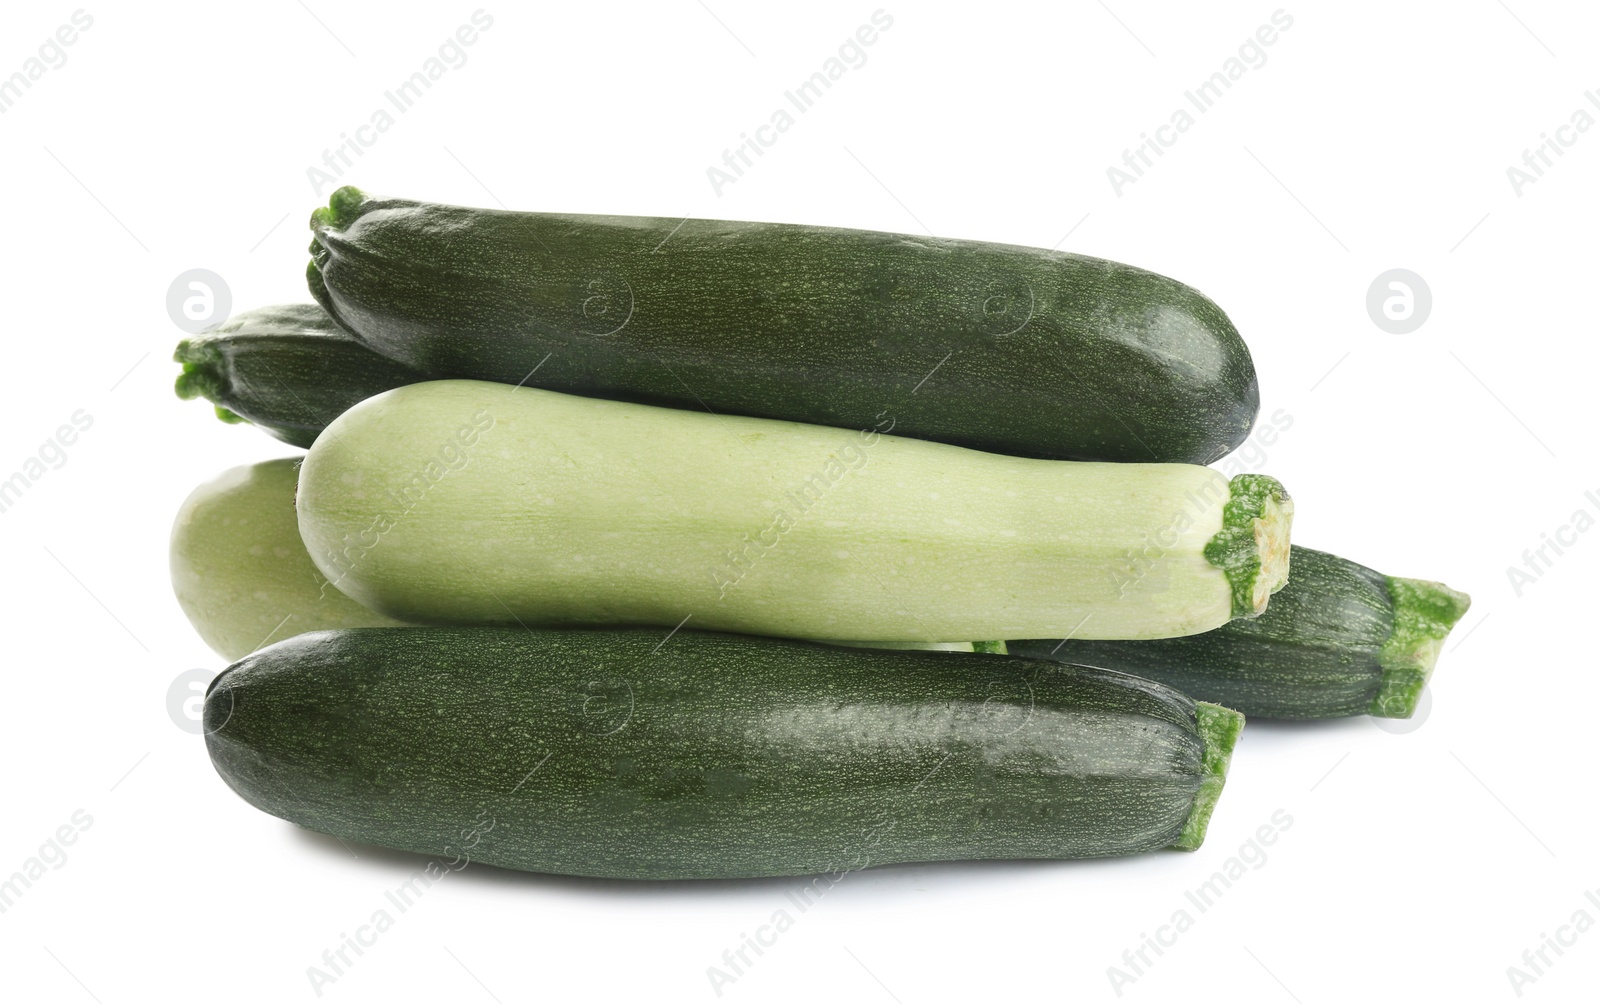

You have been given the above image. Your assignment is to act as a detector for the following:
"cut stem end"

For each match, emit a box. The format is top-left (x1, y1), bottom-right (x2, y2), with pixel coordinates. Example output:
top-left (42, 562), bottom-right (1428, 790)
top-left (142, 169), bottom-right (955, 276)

top-left (1370, 576), bottom-right (1472, 717)
top-left (1173, 702), bottom-right (1245, 851)
top-left (1204, 473), bottom-right (1294, 620)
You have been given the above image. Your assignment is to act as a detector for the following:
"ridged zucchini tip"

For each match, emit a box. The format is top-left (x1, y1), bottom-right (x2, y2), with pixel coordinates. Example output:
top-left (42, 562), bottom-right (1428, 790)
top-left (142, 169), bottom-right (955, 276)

top-left (1370, 577), bottom-right (1472, 718)
top-left (1173, 702), bottom-right (1244, 851)
top-left (1205, 473), bottom-right (1293, 619)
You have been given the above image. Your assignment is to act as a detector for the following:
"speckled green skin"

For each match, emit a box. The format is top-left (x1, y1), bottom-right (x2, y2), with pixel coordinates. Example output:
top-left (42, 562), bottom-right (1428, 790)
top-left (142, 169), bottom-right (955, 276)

top-left (174, 304), bottom-right (422, 449)
top-left (306, 187), bottom-right (1258, 464)
top-left (1011, 546), bottom-right (1472, 720)
top-left (204, 628), bottom-right (1243, 878)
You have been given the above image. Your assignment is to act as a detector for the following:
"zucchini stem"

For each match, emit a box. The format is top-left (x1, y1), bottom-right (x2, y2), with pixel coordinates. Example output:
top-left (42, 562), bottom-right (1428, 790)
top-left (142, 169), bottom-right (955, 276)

top-left (173, 338), bottom-right (223, 402)
top-left (174, 340), bottom-right (249, 427)
top-left (1173, 702), bottom-right (1244, 851)
top-left (1370, 577), bottom-right (1472, 718)
top-left (1204, 473), bottom-right (1293, 618)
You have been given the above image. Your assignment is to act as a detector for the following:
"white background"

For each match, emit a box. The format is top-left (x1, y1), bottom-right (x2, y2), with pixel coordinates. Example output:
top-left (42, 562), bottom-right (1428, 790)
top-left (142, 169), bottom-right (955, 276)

top-left (2, 1), bottom-right (1596, 1001)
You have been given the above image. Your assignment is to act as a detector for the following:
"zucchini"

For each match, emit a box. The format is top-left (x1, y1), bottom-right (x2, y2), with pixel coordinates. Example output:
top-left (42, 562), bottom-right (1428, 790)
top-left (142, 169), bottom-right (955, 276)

top-left (296, 380), bottom-right (1293, 642)
top-left (174, 304), bottom-right (421, 449)
top-left (173, 458), bottom-right (997, 657)
top-left (204, 627), bottom-right (1245, 878)
top-left (307, 186), bottom-right (1258, 464)
top-left (1009, 546), bottom-right (1471, 719)
top-left (170, 459), bottom-right (406, 659)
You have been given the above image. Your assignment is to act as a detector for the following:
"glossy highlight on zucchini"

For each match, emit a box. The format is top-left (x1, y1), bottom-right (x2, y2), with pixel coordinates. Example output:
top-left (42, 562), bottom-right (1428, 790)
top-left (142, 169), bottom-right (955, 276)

top-left (307, 186), bottom-right (1259, 464)
top-left (204, 627), bottom-right (1245, 878)
top-left (1010, 546), bottom-right (1472, 719)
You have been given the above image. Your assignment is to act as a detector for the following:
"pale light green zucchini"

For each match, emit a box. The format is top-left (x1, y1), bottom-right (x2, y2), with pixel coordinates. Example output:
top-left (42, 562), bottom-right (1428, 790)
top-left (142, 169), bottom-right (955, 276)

top-left (170, 459), bottom-right (407, 659)
top-left (296, 381), bottom-right (1292, 642)
top-left (173, 459), bottom-right (989, 657)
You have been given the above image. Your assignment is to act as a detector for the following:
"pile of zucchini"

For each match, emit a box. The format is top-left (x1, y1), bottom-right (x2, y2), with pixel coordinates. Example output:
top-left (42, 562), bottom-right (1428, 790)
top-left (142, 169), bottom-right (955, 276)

top-left (171, 188), bottom-right (1469, 880)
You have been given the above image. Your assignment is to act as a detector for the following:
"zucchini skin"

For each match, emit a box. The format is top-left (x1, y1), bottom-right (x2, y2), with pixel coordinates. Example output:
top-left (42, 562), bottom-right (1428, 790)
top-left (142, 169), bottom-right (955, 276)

top-left (1009, 546), bottom-right (1471, 720)
top-left (174, 304), bottom-right (422, 449)
top-left (169, 459), bottom-right (408, 660)
top-left (307, 188), bottom-right (1258, 464)
top-left (204, 628), bottom-right (1242, 879)
top-left (168, 457), bottom-right (990, 656)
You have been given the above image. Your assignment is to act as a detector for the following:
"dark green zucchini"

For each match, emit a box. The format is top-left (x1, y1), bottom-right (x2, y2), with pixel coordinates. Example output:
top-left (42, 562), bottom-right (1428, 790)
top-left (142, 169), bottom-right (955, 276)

top-left (1009, 546), bottom-right (1471, 720)
top-left (306, 187), bottom-right (1258, 464)
top-left (204, 628), bottom-right (1244, 879)
top-left (174, 304), bottom-right (422, 448)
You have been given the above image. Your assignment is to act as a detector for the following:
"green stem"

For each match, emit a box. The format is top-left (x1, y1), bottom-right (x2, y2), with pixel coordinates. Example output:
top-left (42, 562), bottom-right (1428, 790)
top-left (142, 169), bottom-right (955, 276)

top-left (1369, 576), bottom-right (1473, 718)
top-left (1173, 702), bottom-right (1244, 851)
top-left (313, 185), bottom-right (367, 229)
top-left (173, 338), bottom-right (223, 402)
top-left (1203, 473), bottom-right (1293, 619)
top-left (174, 341), bottom-right (249, 426)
